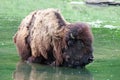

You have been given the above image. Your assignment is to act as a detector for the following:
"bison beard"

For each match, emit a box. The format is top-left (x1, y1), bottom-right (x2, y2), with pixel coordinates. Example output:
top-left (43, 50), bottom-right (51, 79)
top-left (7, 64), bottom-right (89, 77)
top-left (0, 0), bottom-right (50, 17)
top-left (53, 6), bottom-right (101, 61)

top-left (13, 8), bottom-right (94, 68)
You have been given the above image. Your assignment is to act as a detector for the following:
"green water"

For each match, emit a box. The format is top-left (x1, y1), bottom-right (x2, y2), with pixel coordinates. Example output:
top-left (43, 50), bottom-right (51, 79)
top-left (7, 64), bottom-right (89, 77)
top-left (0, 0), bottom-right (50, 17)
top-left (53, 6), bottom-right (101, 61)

top-left (0, 0), bottom-right (120, 80)
top-left (13, 62), bottom-right (93, 80)
top-left (13, 61), bottom-right (120, 80)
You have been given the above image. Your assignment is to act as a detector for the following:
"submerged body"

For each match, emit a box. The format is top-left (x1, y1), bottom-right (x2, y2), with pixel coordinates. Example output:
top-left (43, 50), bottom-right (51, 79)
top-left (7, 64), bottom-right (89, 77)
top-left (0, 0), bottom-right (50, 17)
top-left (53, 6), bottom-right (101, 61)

top-left (14, 8), bottom-right (94, 68)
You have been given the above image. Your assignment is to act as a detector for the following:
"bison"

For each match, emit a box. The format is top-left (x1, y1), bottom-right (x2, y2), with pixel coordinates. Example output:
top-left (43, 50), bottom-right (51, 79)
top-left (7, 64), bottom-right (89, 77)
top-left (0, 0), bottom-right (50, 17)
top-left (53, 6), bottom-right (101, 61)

top-left (13, 8), bottom-right (94, 68)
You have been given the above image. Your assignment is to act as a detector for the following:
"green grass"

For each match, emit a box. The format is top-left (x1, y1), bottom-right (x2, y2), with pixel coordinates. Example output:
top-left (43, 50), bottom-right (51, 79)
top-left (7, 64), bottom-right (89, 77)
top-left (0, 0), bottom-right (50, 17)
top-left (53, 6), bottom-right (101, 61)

top-left (0, 0), bottom-right (120, 80)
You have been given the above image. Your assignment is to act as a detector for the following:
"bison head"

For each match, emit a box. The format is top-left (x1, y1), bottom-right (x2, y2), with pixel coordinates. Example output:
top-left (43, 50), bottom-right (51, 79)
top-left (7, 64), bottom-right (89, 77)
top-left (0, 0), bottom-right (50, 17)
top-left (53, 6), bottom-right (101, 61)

top-left (62, 23), bottom-right (94, 68)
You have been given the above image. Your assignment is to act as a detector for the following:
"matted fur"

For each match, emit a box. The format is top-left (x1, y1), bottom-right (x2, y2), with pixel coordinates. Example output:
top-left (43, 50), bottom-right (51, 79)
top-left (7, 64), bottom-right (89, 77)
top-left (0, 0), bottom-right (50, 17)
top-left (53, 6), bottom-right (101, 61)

top-left (14, 8), bottom-right (93, 67)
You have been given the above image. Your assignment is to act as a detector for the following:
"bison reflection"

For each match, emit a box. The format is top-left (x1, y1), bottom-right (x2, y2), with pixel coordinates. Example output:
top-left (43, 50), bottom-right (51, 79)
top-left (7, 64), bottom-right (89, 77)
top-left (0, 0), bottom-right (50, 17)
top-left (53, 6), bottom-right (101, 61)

top-left (13, 62), bottom-right (93, 80)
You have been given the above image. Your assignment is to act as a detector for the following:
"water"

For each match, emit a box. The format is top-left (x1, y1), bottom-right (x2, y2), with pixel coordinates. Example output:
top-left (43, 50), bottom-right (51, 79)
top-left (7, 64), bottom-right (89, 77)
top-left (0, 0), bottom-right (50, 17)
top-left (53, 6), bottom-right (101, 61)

top-left (13, 60), bottom-right (120, 80)
top-left (13, 62), bottom-right (93, 80)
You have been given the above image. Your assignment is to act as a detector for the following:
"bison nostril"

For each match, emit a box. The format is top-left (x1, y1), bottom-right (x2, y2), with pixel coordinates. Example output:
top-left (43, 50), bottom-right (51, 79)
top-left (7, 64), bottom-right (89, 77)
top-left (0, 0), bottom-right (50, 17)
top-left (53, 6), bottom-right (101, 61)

top-left (88, 58), bottom-right (93, 63)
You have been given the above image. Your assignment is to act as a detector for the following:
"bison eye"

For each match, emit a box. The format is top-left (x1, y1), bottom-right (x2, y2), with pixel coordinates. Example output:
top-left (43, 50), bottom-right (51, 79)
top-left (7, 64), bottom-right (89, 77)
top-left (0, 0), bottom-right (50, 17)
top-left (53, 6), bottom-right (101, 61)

top-left (77, 40), bottom-right (84, 48)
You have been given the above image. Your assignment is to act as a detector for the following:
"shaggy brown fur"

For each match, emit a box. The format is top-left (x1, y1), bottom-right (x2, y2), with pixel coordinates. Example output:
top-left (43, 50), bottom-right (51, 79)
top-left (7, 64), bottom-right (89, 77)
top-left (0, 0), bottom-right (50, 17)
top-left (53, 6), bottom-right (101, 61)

top-left (14, 8), bottom-right (93, 67)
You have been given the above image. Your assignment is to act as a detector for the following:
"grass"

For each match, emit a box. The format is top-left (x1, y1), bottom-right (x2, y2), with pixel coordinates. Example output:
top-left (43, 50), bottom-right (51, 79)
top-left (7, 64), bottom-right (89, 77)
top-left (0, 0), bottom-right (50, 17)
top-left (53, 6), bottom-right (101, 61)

top-left (0, 0), bottom-right (120, 80)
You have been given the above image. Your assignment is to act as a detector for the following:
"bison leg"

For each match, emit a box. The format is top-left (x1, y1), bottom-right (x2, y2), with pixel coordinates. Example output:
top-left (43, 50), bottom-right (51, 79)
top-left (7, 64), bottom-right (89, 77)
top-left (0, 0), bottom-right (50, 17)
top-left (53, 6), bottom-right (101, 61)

top-left (51, 39), bottom-right (63, 66)
top-left (28, 56), bottom-right (46, 64)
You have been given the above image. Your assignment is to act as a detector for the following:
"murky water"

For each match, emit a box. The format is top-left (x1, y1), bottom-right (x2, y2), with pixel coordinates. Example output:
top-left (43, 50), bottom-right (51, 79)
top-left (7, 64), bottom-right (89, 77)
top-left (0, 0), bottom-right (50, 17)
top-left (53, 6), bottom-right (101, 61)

top-left (13, 62), bottom-right (93, 80)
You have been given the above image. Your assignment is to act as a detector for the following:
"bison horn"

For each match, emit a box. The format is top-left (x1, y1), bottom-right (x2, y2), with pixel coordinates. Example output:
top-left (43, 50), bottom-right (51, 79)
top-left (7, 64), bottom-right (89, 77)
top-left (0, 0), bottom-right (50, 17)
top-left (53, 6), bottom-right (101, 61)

top-left (70, 33), bottom-right (75, 39)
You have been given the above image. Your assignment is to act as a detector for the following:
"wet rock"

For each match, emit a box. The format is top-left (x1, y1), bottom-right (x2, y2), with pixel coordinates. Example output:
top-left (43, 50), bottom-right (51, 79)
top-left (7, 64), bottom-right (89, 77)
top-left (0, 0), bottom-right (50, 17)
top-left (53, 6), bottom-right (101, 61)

top-left (85, 0), bottom-right (120, 6)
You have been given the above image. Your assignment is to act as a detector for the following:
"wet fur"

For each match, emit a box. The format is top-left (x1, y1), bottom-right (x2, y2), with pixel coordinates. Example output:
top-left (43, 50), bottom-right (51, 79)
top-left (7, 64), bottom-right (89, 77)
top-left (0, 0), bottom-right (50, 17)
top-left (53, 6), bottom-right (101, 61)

top-left (13, 8), bottom-right (93, 67)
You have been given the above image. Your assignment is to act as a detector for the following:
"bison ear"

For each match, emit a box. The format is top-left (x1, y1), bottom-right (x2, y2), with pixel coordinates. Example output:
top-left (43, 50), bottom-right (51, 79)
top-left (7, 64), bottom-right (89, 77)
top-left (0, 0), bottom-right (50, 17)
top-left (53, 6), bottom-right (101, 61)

top-left (70, 33), bottom-right (75, 39)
